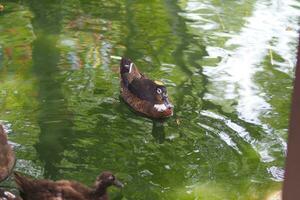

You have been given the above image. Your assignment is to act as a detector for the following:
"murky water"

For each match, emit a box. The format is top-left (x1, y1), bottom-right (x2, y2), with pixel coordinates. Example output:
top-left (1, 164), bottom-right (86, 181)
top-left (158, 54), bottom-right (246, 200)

top-left (0, 0), bottom-right (299, 199)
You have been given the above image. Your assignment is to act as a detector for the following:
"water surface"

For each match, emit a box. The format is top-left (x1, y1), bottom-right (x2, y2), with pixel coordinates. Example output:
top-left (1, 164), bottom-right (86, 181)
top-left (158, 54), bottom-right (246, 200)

top-left (0, 0), bottom-right (299, 199)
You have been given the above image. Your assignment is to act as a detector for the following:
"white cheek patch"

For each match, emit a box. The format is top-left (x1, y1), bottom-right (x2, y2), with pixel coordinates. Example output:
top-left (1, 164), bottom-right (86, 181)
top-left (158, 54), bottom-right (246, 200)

top-left (154, 104), bottom-right (168, 112)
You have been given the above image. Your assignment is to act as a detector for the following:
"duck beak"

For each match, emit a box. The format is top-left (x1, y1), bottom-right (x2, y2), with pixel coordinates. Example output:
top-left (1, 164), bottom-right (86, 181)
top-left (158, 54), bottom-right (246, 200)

top-left (163, 97), bottom-right (174, 109)
top-left (113, 179), bottom-right (124, 188)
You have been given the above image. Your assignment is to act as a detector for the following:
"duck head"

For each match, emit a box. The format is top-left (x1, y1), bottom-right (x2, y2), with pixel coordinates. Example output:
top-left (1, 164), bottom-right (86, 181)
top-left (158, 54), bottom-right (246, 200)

top-left (153, 81), bottom-right (174, 113)
top-left (95, 171), bottom-right (124, 189)
top-left (120, 58), bottom-right (133, 74)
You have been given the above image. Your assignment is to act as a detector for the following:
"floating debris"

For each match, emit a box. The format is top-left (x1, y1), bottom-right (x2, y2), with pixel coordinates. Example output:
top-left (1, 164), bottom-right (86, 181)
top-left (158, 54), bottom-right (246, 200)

top-left (110, 55), bottom-right (122, 60)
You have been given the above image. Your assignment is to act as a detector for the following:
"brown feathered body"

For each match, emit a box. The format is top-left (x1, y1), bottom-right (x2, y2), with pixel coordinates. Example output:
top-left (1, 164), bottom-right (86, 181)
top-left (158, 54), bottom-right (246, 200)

top-left (120, 58), bottom-right (174, 119)
top-left (0, 124), bottom-right (15, 182)
top-left (14, 171), bottom-right (123, 200)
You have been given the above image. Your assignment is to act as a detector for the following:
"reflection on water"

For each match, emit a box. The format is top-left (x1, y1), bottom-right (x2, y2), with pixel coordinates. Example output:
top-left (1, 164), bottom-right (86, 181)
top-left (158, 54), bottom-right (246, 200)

top-left (0, 0), bottom-right (299, 199)
top-left (151, 121), bottom-right (166, 144)
top-left (201, 0), bottom-right (299, 125)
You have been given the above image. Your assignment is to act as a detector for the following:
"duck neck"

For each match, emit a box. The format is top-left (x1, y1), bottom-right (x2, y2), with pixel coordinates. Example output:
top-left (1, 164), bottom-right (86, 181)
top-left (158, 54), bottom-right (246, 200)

top-left (93, 181), bottom-right (109, 197)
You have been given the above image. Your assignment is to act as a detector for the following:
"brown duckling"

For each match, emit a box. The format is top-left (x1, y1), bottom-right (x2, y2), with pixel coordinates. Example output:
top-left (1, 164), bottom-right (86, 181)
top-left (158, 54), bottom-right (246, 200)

top-left (0, 124), bottom-right (16, 182)
top-left (120, 58), bottom-right (174, 119)
top-left (14, 171), bottom-right (123, 200)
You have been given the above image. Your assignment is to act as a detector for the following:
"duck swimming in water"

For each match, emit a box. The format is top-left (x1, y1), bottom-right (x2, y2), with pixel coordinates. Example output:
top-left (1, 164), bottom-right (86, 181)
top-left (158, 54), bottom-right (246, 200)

top-left (120, 58), bottom-right (174, 119)
top-left (14, 171), bottom-right (123, 200)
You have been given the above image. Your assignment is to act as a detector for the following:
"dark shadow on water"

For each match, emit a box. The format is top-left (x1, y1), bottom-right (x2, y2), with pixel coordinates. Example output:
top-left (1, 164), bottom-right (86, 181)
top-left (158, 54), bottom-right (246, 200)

top-left (32, 35), bottom-right (74, 179)
top-left (28, 1), bottom-right (75, 179)
top-left (119, 96), bottom-right (168, 143)
top-left (151, 120), bottom-right (166, 144)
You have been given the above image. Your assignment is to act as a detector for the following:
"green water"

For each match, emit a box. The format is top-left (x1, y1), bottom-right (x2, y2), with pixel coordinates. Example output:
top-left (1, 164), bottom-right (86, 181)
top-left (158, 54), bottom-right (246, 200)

top-left (0, 0), bottom-right (299, 199)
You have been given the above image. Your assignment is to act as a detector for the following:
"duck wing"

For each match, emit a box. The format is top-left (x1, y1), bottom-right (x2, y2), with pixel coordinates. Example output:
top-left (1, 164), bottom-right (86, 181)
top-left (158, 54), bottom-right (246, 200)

top-left (128, 78), bottom-right (157, 103)
top-left (15, 172), bottom-right (50, 200)
top-left (15, 173), bottom-right (88, 200)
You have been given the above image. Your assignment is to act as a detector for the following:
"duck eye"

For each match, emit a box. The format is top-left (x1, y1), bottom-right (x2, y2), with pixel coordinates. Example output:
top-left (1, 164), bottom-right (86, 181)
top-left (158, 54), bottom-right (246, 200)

top-left (108, 175), bottom-right (114, 181)
top-left (157, 88), bottom-right (162, 94)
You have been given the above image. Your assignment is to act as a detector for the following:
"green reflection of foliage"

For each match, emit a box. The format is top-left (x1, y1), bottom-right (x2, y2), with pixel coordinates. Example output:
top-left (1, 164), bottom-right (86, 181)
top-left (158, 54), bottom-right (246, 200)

top-left (0, 0), bottom-right (292, 199)
top-left (0, 3), bottom-right (41, 175)
top-left (256, 54), bottom-right (293, 132)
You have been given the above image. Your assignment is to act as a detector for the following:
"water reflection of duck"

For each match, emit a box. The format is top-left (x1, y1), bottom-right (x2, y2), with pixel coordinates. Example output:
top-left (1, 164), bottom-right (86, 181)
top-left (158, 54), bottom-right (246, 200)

top-left (151, 120), bottom-right (166, 143)
top-left (14, 171), bottom-right (123, 200)
top-left (0, 124), bottom-right (15, 183)
top-left (120, 58), bottom-right (174, 119)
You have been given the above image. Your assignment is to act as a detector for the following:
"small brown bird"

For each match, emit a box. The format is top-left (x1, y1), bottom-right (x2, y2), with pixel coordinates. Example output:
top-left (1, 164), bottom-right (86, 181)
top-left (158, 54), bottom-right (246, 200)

top-left (14, 171), bottom-right (123, 200)
top-left (120, 58), bottom-right (174, 119)
top-left (0, 124), bottom-right (16, 182)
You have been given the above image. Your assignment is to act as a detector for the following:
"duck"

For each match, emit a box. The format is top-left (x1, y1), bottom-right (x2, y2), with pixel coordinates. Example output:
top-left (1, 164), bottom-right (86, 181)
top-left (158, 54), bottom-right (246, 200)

top-left (120, 58), bottom-right (174, 119)
top-left (14, 171), bottom-right (123, 200)
top-left (0, 124), bottom-right (16, 183)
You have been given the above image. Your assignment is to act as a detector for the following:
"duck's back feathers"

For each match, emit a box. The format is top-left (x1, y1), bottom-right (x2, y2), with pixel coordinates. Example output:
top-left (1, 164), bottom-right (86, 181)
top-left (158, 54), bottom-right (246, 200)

top-left (128, 79), bottom-right (158, 103)
top-left (14, 172), bottom-right (90, 200)
top-left (120, 81), bottom-right (173, 119)
top-left (14, 172), bottom-right (50, 200)
top-left (14, 172), bottom-right (36, 193)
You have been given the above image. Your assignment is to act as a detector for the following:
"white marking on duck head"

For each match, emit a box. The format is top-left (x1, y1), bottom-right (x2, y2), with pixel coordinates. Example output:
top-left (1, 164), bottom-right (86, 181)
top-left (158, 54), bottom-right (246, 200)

top-left (124, 63), bottom-right (133, 73)
top-left (154, 104), bottom-right (168, 112)
top-left (129, 63), bottom-right (133, 73)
